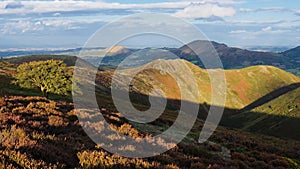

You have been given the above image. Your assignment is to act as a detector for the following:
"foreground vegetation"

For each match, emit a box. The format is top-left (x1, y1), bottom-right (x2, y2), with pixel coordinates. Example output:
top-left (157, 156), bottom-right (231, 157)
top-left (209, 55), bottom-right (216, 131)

top-left (0, 96), bottom-right (299, 168)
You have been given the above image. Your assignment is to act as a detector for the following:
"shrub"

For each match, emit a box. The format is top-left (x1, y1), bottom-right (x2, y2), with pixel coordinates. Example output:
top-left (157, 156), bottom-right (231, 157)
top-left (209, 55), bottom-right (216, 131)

top-left (48, 115), bottom-right (68, 127)
top-left (118, 123), bottom-right (139, 138)
top-left (0, 150), bottom-right (62, 169)
top-left (77, 150), bottom-right (157, 169)
top-left (0, 125), bottom-right (32, 149)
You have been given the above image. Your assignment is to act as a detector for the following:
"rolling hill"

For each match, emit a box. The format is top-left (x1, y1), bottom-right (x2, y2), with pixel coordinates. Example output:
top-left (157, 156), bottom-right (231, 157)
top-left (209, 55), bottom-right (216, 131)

top-left (97, 59), bottom-right (300, 109)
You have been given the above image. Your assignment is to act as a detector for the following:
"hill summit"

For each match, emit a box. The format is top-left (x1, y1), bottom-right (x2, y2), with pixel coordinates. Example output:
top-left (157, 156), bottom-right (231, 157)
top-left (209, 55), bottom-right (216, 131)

top-left (106, 46), bottom-right (131, 56)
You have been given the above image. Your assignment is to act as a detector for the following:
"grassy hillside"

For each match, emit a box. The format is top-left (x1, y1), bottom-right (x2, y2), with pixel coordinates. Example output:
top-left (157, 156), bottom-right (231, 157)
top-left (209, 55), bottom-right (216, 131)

top-left (253, 87), bottom-right (300, 117)
top-left (222, 85), bottom-right (300, 140)
top-left (97, 59), bottom-right (300, 109)
top-left (223, 65), bottom-right (300, 108)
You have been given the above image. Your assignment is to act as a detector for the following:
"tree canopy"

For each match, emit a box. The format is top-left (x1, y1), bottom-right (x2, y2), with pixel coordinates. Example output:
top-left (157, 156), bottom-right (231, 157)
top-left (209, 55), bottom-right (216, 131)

top-left (15, 60), bottom-right (71, 97)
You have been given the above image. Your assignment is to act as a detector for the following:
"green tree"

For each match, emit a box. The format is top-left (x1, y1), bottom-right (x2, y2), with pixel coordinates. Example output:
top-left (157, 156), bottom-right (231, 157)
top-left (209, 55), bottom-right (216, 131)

top-left (15, 60), bottom-right (71, 97)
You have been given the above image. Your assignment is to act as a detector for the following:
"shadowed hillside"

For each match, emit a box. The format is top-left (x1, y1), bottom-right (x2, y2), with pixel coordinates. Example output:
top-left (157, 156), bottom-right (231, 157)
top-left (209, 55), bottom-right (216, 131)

top-left (222, 83), bottom-right (300, 140)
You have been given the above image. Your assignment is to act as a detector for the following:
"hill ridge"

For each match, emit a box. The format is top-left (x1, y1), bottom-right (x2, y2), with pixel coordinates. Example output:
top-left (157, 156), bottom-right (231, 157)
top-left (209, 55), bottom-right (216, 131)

top-left (97, 59), bottom-right (300, 109)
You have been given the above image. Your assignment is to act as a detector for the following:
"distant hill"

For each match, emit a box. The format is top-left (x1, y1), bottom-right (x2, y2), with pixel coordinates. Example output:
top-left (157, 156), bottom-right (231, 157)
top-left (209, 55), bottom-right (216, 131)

top-left (4, 55), bottom-right (78, 66)
top-left (179, 40), bottom-right (290, 69)
top-left (282, 46), bottom-right (300, 59)
top-left (106, 46), bottom-right (131, 56)
top-left (97, 59), bottom-right (300, 109)
top-left (2, 41), bottom-right (300, 76)
top-left (244, 46), bottom-right (291, 53)
top-left (280, 46), bottom-right (300, 76)
top-left (95, 41), bottom-right (298, 74)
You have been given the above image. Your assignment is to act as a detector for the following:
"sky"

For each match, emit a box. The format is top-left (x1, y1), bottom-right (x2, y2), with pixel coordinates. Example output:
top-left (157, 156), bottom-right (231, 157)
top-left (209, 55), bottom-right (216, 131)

top-left (0, 0), bottom-right (299, 49)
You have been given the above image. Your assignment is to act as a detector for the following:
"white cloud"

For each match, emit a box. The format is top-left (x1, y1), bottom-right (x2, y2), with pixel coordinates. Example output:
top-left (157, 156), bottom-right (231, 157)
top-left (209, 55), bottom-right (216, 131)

top-left (239, 8), bottom-right (252, 12)
top-left (0, 0), bottom-right (240, 16)
top-left (295, 10), bottom-right (300, 16)
top-left (240, 7), bottom-right (292, 13)
top-left (0, 1), bottom-right (183, 15)
top-left (262, 26), bottom-right (272, 31)
top-left (173, 3), bottom-right (236, 19)
top-left (42, 20), bottom-right (81, 30)
top-left (227, 19), bottom-right (284, 26)
top-left (230, 30), bottom-right (247, 34)
top-left (1, 19), bottom-right (83, 34)
top-left (53, 13), bottom-right (61, 17)
top-left (179, 0), bottom-right (242, 5)
top-left (1, 20), bottom-right (43, 34)
top-left (229, 27), bottom-right (291, 37)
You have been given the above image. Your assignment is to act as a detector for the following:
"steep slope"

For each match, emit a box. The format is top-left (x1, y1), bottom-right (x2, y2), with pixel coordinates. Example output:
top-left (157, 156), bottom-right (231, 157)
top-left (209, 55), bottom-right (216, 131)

top-left (223, 85), bottom-right (300, 140)
top-left (252, 86), bottom-right (300, 116)
top-left (97, 59), bottom-right (300, 109)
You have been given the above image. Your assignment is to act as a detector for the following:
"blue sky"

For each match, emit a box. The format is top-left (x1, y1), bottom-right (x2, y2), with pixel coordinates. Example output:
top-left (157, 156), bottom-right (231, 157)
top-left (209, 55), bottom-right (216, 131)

top-left (0, 0), bottom-right (299, 49)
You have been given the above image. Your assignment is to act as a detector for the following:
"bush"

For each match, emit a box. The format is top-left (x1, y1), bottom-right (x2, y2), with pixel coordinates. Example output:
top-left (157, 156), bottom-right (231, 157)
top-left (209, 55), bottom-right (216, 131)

top-left (48, 115), bottom-right (68, 127)
top-left (0, 125), bottom-right (32, 149)
top-left (77, 150), bottom-right (158, 169)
